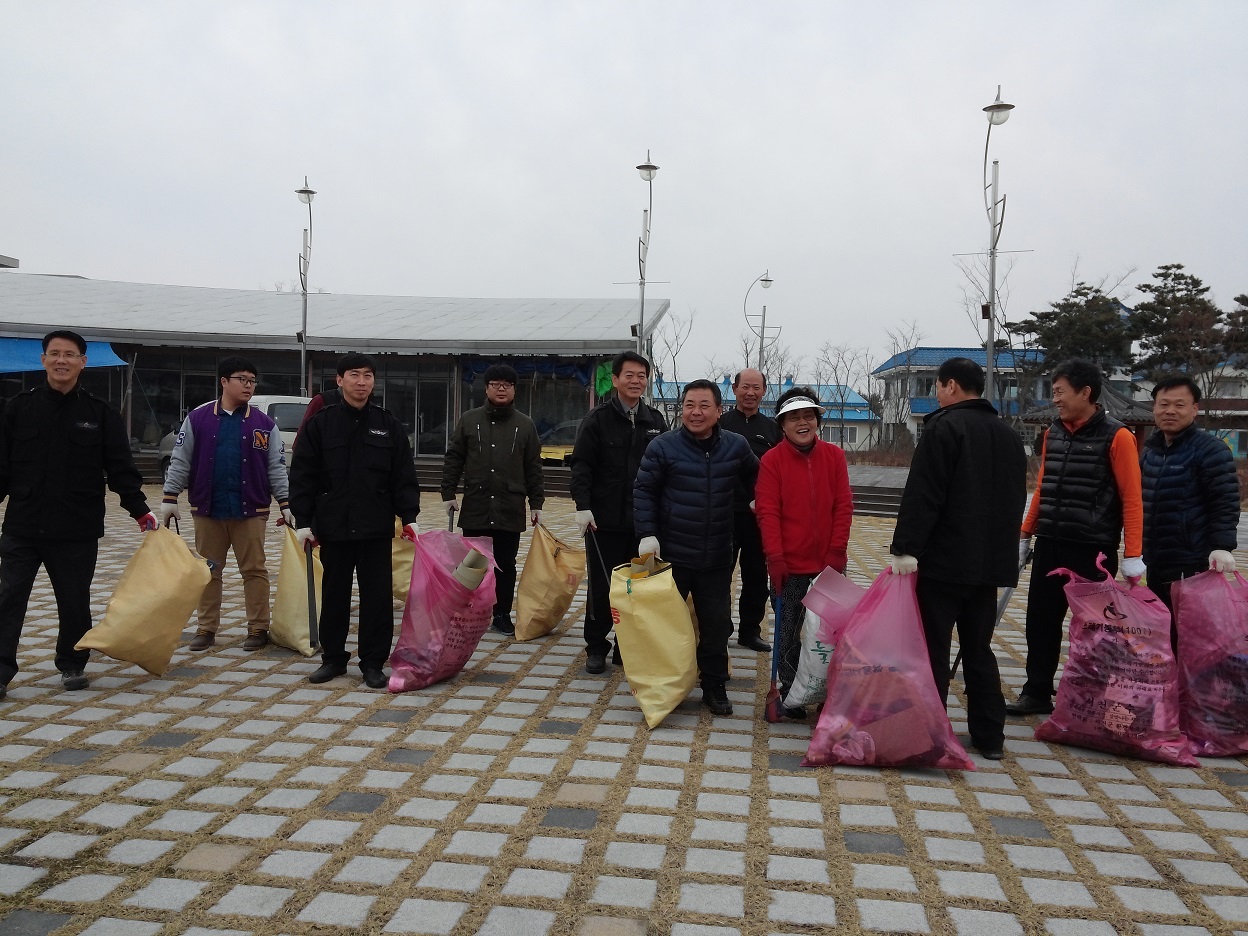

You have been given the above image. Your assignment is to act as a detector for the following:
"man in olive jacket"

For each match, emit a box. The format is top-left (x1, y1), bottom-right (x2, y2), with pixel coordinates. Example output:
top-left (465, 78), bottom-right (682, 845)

top-left (441, 363), bottom-right (545, 636)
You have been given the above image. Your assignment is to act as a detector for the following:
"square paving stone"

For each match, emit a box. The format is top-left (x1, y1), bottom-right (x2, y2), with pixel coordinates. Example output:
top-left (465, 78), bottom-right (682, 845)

top-left (368, 824), bottom-right (437, 854)
top-left (989, 816), bottom-right (1052, 839)
top-left (42, 747), bottom-right (100, 766)
top-left (326, 791), bottom-right (386, 813)
top-left (503, 867), bottom-right (572, 898)
top-left (40, 874), bottom-right (126, 902)
top-left (538, 720), bottom-right (581, 734)
top-left (1214, 770), bottom-right (1248, 787)
top-left (417, 861), bottom-right (489, 891)
top-left (947, 907), bottom-right (1024, 935)
top-left (0, 865), bottom-right (46, 895)
top-left (385, 748), bottom-right (434, 766)
top-left (768, 890), bottom-right (837, 925)
top-left (541, 807), bottom-right (598, 830)
top-left (857, 899), bottom-right (929, 933)
top-left (592, 875), bottom-right (658, 909)
top-left (291, 819), bottom-right (361, 843)
top-left (844, 831), bottom-right (906, 856)
top-left (936, 869), bottom-right (1007, 901)
top-left (370, 709), bottom-right (418, 723)
top-left (175, 842), bottom-right (250, 871)
top-left (298, 892), bottom-right (375, 926)
top-left (1112, 885), bottom-right (1189, 915)
top-left (852, 864), bottom-right (918, 892)
top-left (17, 832), bottom-right (99, 859)
top-left (210, 884), bottom-right (293, 917)
top-left (478, 907), bottom-right (556, 936)
top-left (473, 671), bottom-right (511, 684)
top-left (215, 813), bottom-right (287, 838)
top-left (336, 856), bottom-right (409, 885)
top-left (1020, 877), bottom-right (1096, 908)
top-left (767, 854), bottom-right (829, 884)
top-left (768, 753), bottom-right (804, 771)
top-left (0, 911), bottom-right (73, 936)
top-left (384, 897), bottom-right (468, 934)
top-left (105, 839), bottom-right (176, 865)
top-left (1202, 895), bottom-right (1248, 922)
top-left (259, 849), bottom-right (333, 879)
top-left (77, 920), bottom-right (163, 936)
top-left (123, 877), bottom-right (207, 910)
top-left (166, 667), bottom-right (208, 678)
top-left (578, 917), bottom-right (648, 936)
top-left (141, 731), bottom-right (198, 748)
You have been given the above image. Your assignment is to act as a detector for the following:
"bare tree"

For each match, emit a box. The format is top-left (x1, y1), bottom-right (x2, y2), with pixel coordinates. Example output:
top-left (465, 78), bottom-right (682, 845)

top-left (655, 308), bottom-right (696, 386)
top-left (735, 330), bottom-right (803, 401)
top-left (813, 342), bottom-right (870, 449)
top-left (878, 320), bottom-right (925, 452)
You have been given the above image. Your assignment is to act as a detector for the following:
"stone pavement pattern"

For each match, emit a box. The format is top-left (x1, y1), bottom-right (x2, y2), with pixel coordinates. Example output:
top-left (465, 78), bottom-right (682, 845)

top-left (0, 489), bottom-right (1246, 935)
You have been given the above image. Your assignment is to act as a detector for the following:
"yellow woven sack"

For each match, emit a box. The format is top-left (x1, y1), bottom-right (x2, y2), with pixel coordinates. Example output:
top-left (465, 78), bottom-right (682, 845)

top-left (76, 526), bottom-right (212, 676)
top-left (609, 560), bottom-right (697, 728)
top-left (393, 519), bottom-right (415, 602)
top-left (270, 525), bottom-right (322, 657)
top-left (515, 524), bottom-right (587, 641)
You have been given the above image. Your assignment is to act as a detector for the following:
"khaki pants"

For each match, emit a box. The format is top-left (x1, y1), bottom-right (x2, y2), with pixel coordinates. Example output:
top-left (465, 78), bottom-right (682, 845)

top-left (193, 516), bottom-right (270, 635)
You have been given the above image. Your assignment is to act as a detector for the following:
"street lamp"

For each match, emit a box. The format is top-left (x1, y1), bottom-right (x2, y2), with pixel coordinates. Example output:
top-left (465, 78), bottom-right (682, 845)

top-left (635, 150), bottom-right (658, 356)
top-left (743, 270), bottom-right (777, 371)
top-left (981, 86), bottom-right (1014, 410)
top-left (295, 176), bottom-right (316, 396)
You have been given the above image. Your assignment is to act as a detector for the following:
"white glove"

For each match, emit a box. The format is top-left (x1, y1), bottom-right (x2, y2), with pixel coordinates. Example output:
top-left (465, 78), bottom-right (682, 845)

top-left (638, 536), bottom-right (661, 559)
top-left (158, 501), bottom-right (180, 526)
top-left (1121, 556), bottom-right (1146, 580)
top-left (1210, 549), bottom-right (1237, 573)
top-left (444, 499), bottom-right (458, 518)
top-left (575, 510), bottom-right (596, 535)
top-left (401, 522), bottom-right (419, 543)
top-left (281, 508), bottom-right (296, 528)
top-left (1019, 538), bottom-right (1031, 566)
top-left (749, 500), bottom-right (756, 513)
top-left (295, 527), bottom-right (319, 550)
top-left (531, 509), bottom-right (542, 527)
top-left (891, 554), bottom-right (918, 575)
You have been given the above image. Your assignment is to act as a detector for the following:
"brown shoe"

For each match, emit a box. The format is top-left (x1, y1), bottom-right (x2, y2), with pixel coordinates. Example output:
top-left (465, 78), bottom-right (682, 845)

top-left (242, 632), bottom-right (269, 651)
top-left (188, 632), bottom-right (215, 651)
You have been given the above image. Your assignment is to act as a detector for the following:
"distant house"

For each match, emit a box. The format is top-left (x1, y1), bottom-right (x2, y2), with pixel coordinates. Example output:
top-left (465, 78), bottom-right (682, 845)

top-left (650, 376), bottom-right (879, 452)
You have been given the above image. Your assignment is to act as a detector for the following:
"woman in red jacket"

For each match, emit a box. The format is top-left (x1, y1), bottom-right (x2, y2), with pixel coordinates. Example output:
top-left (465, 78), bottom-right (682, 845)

top-left (755, 387), bottom-right (854, 720)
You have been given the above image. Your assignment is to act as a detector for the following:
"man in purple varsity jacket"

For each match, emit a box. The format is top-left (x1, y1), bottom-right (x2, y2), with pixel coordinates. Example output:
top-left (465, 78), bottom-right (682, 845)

top-left (160, 357), bottom-right (293, 651)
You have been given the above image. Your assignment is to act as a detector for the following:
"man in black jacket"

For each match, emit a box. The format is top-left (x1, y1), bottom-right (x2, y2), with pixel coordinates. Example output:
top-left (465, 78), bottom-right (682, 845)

top-left (569, 351), bottom-right (667, 673)
top-left (289, 353), bottom-right (421, 688)
top-left (0, 330), bottom-right (156, 696)
top-left (634, 379), bottom-right (759, 716)
top-left (1141, 376), bottom-right (1240, 627)
top-left (890, 358), bottom-right (1027, 760)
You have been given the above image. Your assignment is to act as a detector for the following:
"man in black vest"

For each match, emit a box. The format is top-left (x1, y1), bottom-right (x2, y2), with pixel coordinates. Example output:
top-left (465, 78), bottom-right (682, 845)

top-left (1007, 359), bottom-right (1144, 716)
top-left (719, 368), bottom-right (781, 652)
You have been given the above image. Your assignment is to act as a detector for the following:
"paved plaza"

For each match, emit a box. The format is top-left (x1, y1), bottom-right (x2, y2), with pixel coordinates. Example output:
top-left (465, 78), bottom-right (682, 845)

top-left (0, 488), bottom-right (1246, 935)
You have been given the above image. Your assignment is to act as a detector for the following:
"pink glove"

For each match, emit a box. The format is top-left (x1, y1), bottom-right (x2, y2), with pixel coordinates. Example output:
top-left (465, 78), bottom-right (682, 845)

top-left (136, 513), bottom-right (158, 532)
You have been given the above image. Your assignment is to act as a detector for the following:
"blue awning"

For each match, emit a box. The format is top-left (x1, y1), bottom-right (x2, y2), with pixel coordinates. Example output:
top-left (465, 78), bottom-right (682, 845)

top-left (0, 338), bottom-right (127, 374)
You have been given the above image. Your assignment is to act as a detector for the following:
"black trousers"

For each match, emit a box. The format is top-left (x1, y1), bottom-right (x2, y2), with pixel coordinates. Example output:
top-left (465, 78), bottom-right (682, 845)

top-left (731, 511), bottom-right (768, 643)
top-left (0, 534), bottom-right (98, 683)
top-left (671, 564), bottom-right (734, 685)
top-left (777, 574), bottom-right (814, 699)
top-left (583, 527), bottom-right (635, 655)
top-left (916, 576), bottom-right (1005, 749)
top-left (1022, 536), bottom-right (1118, 700)
top-left (1147, 563), bottom-right (1203, 654)
top-left (462, 529), bottom-right (521, 621)
top-left (319, 538), bottom-right (394, 670)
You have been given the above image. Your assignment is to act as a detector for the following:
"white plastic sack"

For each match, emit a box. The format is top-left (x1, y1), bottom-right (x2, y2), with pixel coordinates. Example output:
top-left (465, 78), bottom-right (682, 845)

top-left (783, 609), bottom-right (832, 708)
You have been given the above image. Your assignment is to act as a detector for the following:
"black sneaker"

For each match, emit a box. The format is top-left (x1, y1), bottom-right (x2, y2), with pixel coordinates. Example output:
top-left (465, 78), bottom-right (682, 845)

top-left (585, 653), bottom-right (606, 675)
top-left (361, 668), bottom-right (388, 690)
top-left (491, 616), bottom-right (515, 636)
top-left (61, 670), bottom-right (89, 691)
top-left (308, 662), bottom-right (347, 684)
top-left (701, 681), bottom-right (733, 717)
top-left (1004, 694), bottom-right (1053, 717)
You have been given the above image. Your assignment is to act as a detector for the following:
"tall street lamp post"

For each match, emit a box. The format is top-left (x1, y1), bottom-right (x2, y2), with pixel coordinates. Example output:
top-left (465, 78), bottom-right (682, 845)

top-left (743, 270), bottom-right (775, 371)
top-left (635, 151), bottom-right (658, 356)
top-left (982, 86), bottom-right (1014, 410)
top-left (295, 176), bottom-right (316, 396)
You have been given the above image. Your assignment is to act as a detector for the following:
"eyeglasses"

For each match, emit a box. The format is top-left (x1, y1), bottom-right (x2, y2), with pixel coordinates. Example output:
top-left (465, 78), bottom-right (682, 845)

top-left (226, 376), bottom-right (258, 387)
top-left (44, 351), bottom-right (82, 360)
top-left (487, 382), bottom-right (515, 391)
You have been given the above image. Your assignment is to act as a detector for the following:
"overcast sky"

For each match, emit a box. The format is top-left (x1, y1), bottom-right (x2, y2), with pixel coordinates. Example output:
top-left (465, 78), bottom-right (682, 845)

top-left (3, 2), bottom-right (1245, 380)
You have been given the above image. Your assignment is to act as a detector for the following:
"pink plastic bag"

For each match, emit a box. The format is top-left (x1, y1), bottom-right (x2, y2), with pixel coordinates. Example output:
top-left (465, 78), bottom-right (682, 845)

top-left (388, 531), bottom-right (497, 693)
top-left (804, 571), bottom-right (975, 770)
top-left (1172, 570), bottom-right (1248, 757)
top-left (1035, 556), bottom-right (1196, 766)
top-left (803, 567), bottom-right (867, 646)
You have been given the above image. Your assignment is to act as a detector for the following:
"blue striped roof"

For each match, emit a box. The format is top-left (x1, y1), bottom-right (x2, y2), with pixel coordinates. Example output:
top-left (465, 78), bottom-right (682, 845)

top-left (872, 346), bottom-right (1044, 374)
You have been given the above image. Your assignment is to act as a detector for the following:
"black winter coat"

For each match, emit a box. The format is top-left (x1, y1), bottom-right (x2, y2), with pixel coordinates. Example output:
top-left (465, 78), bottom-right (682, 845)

top-left (633, 425), bottom-right (759, 570)
top-left (568, 397), bottom-right (667, 533)
top-left (891, 399), bottom-right (1028, 587)
top-left (289, 401), bottom-right (421, 541)
top-left (440, 403), bottom-right (544, 533)
top-left (719, 408), bottom-right (781, 511)
top-left (0, 383), bottom-right (149, 540)
top-left (1141, 423), bottom-right (1240, 577)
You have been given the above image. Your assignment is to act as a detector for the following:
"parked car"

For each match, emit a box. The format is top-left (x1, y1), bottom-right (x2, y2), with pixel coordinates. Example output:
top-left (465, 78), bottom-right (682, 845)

top-left (539, 420), bottom-right (581, 465)
top-left (160, 395), bottom-right (312, 479)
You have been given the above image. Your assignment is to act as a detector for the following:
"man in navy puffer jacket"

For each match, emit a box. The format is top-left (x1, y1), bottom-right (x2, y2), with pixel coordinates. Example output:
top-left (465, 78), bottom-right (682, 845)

top-left (634, 379), bottom-right (759, 716)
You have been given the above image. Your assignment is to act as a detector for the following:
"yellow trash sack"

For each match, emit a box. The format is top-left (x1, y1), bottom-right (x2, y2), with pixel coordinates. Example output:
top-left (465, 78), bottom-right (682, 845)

top-left (515, 524), bottom-right (586, 641)
top-left (271, 525), bottom-right (322, 657)
top-left (393, 518), bottom-right (415, 602)
top-left (609, 556), bottom-right (697, 728)
top-left (76, 526), bottom-right (212, 676)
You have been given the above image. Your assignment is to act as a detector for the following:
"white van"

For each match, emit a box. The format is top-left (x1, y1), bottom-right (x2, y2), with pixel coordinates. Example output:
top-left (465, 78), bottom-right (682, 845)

top-left (159, 395), bottom-right (312, 478)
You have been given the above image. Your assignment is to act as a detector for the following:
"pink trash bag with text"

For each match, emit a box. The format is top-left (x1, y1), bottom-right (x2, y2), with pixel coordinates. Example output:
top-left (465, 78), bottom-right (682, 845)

top-left (803, 566), bottom-right (867, 646)
top-left (388, 531), bottom-right (497, 693)
top-left (804, 570), bottom-right (975, 771)
top-left (1035, 555), bottom-right (1196, 766)
top-left (1172, 570), bottom-right (1248, 757)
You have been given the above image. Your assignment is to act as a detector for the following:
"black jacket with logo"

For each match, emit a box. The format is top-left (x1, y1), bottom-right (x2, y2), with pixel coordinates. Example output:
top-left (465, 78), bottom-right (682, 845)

top-left (440, 403), bottom-right (544, 533)
top-left (0, 383), bottom-right (149, 540)
top-left (719, 407), bottom-right (781, 511)
top-left (569, 396), bottom-right (668, 534)
top-left (289, 400), bottom-right (421, 541)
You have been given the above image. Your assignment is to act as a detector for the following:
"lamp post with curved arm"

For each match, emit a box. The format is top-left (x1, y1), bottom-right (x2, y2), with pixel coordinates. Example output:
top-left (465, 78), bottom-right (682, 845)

top-left (635, 151), bottom-right (659, 356)
top-left (982, 86), bottom-right (1014, 410)
top-left (295, 176), bottom-right (316, 396)
top-left (743, 270), bottom-right (775, 370)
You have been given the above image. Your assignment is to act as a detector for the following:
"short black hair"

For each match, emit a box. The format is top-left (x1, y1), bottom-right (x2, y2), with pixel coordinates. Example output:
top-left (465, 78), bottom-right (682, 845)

top-left (775, 385), bottom-right (823, 424)
top-left (612, 351), bottom-right (650, 377)
top-left (336, 352), bottom-right (377, 376)
top-left (1151, 375), bottom-right (1202, 403)
top-left (217, 356), bottom-right (258, 381)
top-left (936, 357), bottom-right (985, 397)
top-left (42, 330), bottom-right (86, 355)
top-left (732, 369), bottom-right (767, 388)
top-left (682, 378), bottom-right (722, 406)
top-left (1051, 358), bottom-right (1103, 403)
top-left (483, 363), bottom-right (518, 385)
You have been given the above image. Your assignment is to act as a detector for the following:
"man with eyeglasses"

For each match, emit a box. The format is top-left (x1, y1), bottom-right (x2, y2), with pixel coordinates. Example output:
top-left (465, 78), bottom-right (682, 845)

top-left (633, 379), bottom-right (759, 716)
top-left (160, 356), bottom-right (293, 652)
top-left (0, 330), bottom-right (156, 696)
top-left (441, 363), bottom-right (544, 636)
